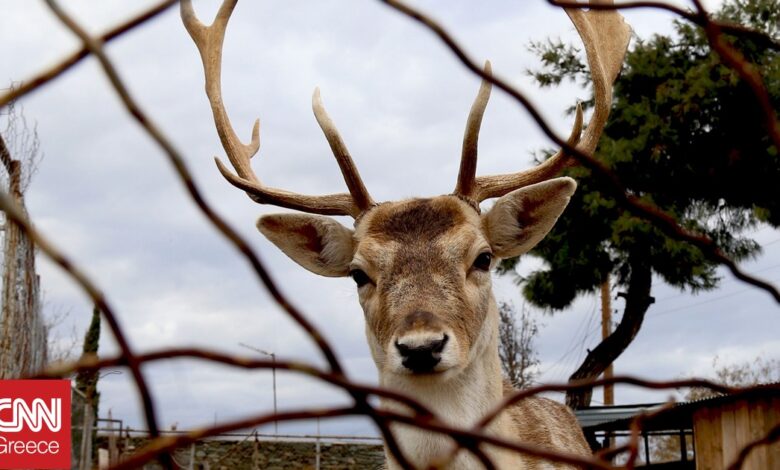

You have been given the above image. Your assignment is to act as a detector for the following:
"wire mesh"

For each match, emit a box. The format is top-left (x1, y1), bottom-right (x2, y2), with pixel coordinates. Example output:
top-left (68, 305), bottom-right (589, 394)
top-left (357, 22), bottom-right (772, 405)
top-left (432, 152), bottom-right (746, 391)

top-left (0, 0), bottom-right (778, 468)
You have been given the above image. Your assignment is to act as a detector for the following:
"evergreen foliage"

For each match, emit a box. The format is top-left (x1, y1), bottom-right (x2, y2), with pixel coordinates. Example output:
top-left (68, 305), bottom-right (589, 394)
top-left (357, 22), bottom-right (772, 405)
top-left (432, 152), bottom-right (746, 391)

top-left (75, 306), bottom-right (101, 416)
top-left (503, 0), bottom-right (779, 407)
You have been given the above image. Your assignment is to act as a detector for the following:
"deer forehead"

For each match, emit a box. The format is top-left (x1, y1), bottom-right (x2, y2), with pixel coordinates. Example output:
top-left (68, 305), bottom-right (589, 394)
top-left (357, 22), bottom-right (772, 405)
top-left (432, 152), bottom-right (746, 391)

top-left (355, 197), bottom-right (486, 348)
top-left (353, 196), bottom-right (487, 269)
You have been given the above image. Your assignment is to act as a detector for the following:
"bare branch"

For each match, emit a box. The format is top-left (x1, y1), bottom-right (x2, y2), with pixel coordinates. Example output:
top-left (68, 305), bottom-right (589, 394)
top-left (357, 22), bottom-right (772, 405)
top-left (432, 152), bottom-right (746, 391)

top-left (0, 178), bottom-right (162, 443)
top-left (726, 422), bottom-right (780, 470)
top-left (378, 0), bottom-right (780, 303)
top-left (0, 0), bottom-right (177, 109)
top-left (41, 1), bottom-right (411, 466)
top-left (182, 0), bottom-right (374, 217)
top-left (5, 2), bottom-right (778, 469)
top-left (111, 406), bottom-right (363, 470)
top-left (548, 1), bottom-right (780, 52)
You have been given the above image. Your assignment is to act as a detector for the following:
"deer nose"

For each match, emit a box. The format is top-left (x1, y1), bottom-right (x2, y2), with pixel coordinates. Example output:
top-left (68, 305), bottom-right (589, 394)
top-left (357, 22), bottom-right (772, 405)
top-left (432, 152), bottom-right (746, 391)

top-left (395, 334), bottom-right (449, 373)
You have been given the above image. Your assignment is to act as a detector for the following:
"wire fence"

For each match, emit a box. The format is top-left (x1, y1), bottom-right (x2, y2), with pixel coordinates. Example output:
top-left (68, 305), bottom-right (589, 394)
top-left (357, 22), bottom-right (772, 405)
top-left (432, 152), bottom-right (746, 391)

top-left (1, 0), bottom-right (779, 469)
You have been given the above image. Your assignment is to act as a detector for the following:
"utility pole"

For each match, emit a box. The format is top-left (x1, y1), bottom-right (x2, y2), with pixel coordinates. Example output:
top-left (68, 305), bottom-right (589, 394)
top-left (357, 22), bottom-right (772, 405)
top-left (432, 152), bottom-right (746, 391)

top-left (239, 343), bottom-right (278, 434)
top-left (601, 275), bottom-right (614, 453)
top-left (601, 275), bottom-right (614, 406)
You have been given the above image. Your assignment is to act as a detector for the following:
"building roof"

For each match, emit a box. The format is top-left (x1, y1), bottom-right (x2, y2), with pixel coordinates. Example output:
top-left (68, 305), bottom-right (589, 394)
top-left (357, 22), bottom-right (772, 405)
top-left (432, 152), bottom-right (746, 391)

top-left (575, 403), bottom-right (663, 429)
top-left (576, 383), bottom-right (780, 432)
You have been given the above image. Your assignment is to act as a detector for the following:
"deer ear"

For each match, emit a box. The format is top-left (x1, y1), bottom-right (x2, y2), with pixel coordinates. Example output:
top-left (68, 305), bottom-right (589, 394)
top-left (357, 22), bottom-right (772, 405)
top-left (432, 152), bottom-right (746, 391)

top-left (257, 214), bottom-right (354, 277)
top-left (482, 177), bottom-right (576, 259)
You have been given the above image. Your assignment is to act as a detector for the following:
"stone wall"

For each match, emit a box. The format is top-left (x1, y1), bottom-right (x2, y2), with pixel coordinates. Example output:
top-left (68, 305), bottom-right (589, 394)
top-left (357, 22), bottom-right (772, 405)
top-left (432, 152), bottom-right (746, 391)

top-left (110, 437), bottom-right (385, 470)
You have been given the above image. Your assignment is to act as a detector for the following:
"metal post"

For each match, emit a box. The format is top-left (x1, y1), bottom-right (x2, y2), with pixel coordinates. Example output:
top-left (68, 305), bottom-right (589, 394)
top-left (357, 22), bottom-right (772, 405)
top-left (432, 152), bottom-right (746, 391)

top-left (315, 417), bottom-right (321, 470)
top-left (601, 275), bottom-right (614, 406)
top-left (107, 410), bottom-right (117, 465)
top-left (239, 343), bottom-right (278, 434)
top-left (79, 403), bottom-right (92, 470)
top-left (271, 353), bottom-right (278, 435)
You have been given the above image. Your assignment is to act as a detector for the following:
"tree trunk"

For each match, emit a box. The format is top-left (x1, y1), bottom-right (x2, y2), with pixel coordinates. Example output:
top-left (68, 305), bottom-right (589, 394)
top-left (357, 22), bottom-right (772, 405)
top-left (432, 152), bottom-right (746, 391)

top-left (566, 254), bottom-right (653, 409)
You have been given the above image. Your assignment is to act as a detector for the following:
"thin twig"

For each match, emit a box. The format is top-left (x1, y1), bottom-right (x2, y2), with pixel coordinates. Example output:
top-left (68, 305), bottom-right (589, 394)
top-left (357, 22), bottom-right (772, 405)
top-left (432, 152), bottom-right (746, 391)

top-left (378, 0), bottom-right (780, 303)
top-left (372, 408), bottom-right (615, 470)
top-left (39, 0), bottom-right (419, 465)
top-left (41, 347), bottom-right (779, 470)
top-left (478, 375), bottom-right (771, 430)
top-left (115, 403), bottom-right (610, 470)
top-left (624, 402), bottom-right (676, 468)
top-left (548, 1), bottom-right (780, 52)
top-left (40, 0), bottom-right (345, 378)
top-left (726, 422), bottom-right (780, 470)
top-left (111, 406), bottom-right (363, 470)
top-left (0, 190), bottom-right (162, 444)
top-left (35, 348), bottom-right (436, 418)
top-left (0, 0), bottom-right (177, 109)
top-left (5, 2), bottom-right (777, 469)
top-left (688, 0), bottom-right (780, 152)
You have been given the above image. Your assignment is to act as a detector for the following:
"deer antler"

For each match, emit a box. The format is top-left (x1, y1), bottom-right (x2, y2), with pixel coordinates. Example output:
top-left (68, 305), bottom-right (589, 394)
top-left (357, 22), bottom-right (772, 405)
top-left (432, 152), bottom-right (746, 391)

top-left (454, 0), bottom-right (630, 203)
top-left (181, 0), bottom-right (374, 218)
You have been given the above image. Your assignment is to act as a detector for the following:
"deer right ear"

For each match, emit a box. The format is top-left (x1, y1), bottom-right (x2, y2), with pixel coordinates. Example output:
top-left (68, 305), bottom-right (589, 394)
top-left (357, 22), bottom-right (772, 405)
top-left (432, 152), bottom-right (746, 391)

top-left (482, 177), bottom-right (576, 259)
top-left (257, 214), bottom-right (355, 277)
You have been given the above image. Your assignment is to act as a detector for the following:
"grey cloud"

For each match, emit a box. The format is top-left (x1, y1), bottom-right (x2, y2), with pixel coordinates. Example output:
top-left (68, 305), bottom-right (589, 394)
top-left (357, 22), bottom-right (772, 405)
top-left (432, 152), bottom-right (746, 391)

top-left (1, 0), bottom-right (777, 436)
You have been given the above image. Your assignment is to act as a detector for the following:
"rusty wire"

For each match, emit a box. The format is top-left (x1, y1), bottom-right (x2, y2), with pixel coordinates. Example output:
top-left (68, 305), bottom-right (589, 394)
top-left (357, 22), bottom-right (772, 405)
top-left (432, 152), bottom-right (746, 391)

top-left (0, 0), bottom-right (178, 109)
top-left (0, 165), bottom-right (166, 458)
top-left (34, 347), bottom-right (780, 469)
top-left (726, 422), bottom-right (780, 470)
top-left (380, 0), bottom-right (780, 304)
top-left (545, 0), bottom-right (780, 181)
top-left (689, 0), bottom-right (780, 152)
top-left (37, 0), bottom-right (420, 466)
top-left (547, 1), bottom-right (780, 51)
top-left (1, 0), bottom-right (778, 469)
top-left (624, 402), bottom-right (676, 469)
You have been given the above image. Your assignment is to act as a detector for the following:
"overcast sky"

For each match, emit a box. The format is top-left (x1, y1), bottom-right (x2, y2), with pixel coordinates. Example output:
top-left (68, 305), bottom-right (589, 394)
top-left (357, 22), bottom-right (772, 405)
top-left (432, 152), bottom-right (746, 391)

top-left (1, 0), bottom-right (778, 438)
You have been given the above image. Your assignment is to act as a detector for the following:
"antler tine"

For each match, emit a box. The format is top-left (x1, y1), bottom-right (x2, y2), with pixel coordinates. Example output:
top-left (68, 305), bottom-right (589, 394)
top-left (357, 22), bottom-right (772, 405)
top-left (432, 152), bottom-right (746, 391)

top-left (566, 0), bottom-right (631, 155)
top-left (181, 0), bottom-right (258, 181)
top-left (471, 104), bottom-right (584, 202)
top-left (465, 0), bottom-right (630, 203)
top-left (312, 88), bottom-right (375, 212)
top-left (455, 61), bottom-right (493, 199)
top-left (181, 0), bottom-right (364, 217)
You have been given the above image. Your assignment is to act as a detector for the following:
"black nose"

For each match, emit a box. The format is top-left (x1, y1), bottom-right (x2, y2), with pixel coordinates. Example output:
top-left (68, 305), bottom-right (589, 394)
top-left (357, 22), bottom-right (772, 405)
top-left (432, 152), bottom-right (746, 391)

top-left (395, 335), bottom-right (449, 373)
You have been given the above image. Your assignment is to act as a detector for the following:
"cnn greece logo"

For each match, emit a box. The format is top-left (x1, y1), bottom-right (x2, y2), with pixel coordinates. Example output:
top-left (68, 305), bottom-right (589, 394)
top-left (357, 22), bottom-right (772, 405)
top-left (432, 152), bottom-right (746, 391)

top-left (0, 380), bottom-right (70, 469)
top-left (0, 397), bottom-right (61, 432)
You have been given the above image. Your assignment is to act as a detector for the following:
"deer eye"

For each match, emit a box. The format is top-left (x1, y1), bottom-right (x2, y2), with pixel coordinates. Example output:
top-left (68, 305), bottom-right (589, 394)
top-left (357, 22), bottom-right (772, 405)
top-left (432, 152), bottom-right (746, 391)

top-left (349, 269), bottom-right (372, 287)
top-left (472, 252), bottom-right (493, 272)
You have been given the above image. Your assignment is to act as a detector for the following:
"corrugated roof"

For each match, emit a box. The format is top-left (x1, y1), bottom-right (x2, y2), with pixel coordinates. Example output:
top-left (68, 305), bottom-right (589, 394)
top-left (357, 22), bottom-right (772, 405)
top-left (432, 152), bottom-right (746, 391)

top-left (575, 403), bottom-right (664, 429)
top-left (576, 383), bottom-right (780, 432)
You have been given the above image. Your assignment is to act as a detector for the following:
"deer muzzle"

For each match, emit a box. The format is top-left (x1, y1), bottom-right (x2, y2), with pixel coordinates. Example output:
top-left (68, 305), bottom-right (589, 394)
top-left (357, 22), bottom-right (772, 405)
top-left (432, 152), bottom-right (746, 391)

top-left (392, 310), bottom-right (454, 374)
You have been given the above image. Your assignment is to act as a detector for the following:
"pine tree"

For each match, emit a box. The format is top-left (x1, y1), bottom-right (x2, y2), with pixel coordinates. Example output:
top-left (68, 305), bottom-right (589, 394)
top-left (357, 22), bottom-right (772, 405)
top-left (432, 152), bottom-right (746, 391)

top-left (75, 306), bottom-right (101, 424)
top-left (501, 0), bottom-right (779, 408)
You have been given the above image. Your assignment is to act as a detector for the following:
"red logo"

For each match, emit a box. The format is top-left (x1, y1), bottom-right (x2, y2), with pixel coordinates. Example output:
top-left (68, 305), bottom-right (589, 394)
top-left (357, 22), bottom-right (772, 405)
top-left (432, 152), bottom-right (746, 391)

top-left (0, 380), bottom-right (71, 469)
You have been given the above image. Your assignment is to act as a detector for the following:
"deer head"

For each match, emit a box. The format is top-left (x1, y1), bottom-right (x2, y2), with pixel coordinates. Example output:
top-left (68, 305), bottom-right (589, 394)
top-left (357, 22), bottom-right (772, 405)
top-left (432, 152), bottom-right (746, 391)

top-left (182, 0), bottom-right (628, 391)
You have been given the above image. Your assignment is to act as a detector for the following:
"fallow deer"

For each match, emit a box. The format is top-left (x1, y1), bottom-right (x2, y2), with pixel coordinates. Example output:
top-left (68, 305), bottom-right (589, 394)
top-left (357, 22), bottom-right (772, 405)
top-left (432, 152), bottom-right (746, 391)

top-left (182, 0), bottom-right (630, 468)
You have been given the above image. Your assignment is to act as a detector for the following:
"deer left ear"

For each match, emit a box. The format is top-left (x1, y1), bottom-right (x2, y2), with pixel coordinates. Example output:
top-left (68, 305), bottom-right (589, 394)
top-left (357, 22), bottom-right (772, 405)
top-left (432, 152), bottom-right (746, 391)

top-left (482, 177), bottom-right (576, 259)
top-left (257, 213), bottom-right (355, 277)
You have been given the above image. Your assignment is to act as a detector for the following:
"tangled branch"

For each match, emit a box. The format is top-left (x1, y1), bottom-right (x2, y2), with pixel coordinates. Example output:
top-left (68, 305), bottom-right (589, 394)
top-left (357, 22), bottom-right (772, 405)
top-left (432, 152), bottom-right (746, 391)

top-left (379, 0), bottom-right (780, 303)
top-left (1, 1), bottom-right (777, 469)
